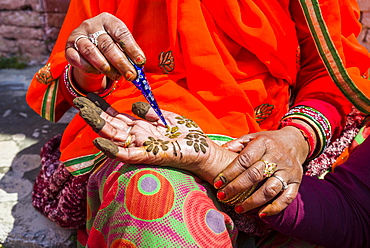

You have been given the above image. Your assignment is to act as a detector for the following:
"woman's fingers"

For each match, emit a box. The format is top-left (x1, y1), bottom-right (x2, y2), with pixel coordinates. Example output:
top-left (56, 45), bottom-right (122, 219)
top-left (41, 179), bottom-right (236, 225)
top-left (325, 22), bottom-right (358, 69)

top-left (93, 137), bottom-right (166, 165)
top-left (257, 182), bottom-right (299, 217)
top-left (233, 173), bottom-right (295, 213)
top-left (214, 137), bottom-right (266, 189)
top-left (73, 97), bottom-right (133, 144)
top-left (222, 134), bottom-right (254, 153)
top-left (87, 93), bottom-right (135, 122)
top-left (102, 13), bottom-right (146, 66)
top-left (132, 102), bottom-right (158, 122)
top-left (69, 31), bottom-right (121, 81)
top-left (132, 102), bottom-right (180, 128)
top-left (66, 12), bottom-right (146, 81)
top-left (65, 46), bottom-right (101, 75)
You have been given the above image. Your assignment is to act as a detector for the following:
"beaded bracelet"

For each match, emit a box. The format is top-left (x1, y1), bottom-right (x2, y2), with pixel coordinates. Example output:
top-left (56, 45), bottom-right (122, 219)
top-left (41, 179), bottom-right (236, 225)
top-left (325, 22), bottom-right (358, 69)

top-left (62, 64), bottom-right (116, 98)
top-left (280, 105), bottom-right (332, 159)
top-left (280, 118), bottom-right (315, 158)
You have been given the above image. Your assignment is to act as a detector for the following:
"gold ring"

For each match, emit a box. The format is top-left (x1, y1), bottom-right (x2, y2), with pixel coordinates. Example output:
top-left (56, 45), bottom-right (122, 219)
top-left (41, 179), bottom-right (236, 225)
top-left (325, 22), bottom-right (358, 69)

top-left (123, 134), bottom-right (133, 148)
top-left (261, 160), bottom-right (277, 178)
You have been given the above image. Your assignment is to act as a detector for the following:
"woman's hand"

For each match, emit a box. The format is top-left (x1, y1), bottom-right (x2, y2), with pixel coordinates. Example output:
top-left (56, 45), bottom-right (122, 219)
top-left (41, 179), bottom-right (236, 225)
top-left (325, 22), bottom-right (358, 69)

top-left (215, 127), bottom-right (309, 217)
top-left (65, 13), bottom-right (145, 92)
top-left (73, 94), bottom-right (237, 184)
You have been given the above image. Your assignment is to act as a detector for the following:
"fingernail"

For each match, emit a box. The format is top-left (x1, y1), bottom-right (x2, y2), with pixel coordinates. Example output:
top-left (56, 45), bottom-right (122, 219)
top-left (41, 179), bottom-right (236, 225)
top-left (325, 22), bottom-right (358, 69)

top-left (136, 55), bottom-right (145, 65)
top-left (113, 73), bottom-right (121, 81)
top-left (259, 212), bottom-right (268, 218)
top-left (235, 206), bottom-right (244, 214)
top-left (217, 191), bottom-right (226, 201)
top-left (125, 71), bottom-right (135, 81)
top-left (214, 180), bottom-right (224, 189)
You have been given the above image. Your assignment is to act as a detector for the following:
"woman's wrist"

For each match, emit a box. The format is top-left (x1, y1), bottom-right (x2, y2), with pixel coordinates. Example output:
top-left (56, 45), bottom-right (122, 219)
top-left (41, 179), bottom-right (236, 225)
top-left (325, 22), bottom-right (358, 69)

top-left (72, 66), bottom-right (106, 93)
top-left (280, 105), bottom-right (332, 160)
top-left (280, 119), bottom-right (316, 159)
top-left (62, 64), bottom-right (116, 98)
top-left (279, 125), bottom-right (311, 163)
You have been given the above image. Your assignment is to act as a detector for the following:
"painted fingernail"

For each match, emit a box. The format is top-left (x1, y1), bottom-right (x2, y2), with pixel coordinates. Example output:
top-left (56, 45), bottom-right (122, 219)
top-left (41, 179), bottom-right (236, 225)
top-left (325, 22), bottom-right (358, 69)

top-left (136, 55), bottom-right (145, 65)
top-left (214, 180), bottom-right (224, 189)
top-left (215, 174), bottom-right (227, 186)
top-left (217, 191), bottom-right (226, 201)
top-left (259, 212), bottom-right (268, 218)
top-left (235, 205), bottom-right (245, 214)
top-left (125, 71), bottom-right (135, 81)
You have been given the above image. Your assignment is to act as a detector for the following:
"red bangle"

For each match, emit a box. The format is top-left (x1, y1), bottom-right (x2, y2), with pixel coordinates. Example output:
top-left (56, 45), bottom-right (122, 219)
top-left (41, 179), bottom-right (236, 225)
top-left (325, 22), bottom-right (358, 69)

top-left (62, 64), bottom-right (116, 98)
top-left (280, 119), bottom-right (315, 159)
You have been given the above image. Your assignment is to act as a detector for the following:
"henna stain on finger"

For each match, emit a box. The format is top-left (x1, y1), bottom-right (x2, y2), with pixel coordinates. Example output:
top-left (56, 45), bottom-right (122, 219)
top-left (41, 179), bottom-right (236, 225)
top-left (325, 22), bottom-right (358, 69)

top-left (73, 97), bottom-right (103, 115)
top-left (93, 138), bottom-right (119, 158)
top-left (132, 102), bottom-right (151, 119)
top-left (79, 107), bottom-right (106, 133)
top-left (87, 92), bottom-right (110, 111)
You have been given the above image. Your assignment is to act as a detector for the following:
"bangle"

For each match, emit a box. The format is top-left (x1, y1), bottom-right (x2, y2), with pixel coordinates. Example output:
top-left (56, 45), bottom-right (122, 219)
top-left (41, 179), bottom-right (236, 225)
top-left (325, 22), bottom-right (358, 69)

top-left (280, 118), bottom-right (315, 159)
top-left (62, 64), bottom-right (116, 98)
top-left (280, 105), bottom-right (332, 159)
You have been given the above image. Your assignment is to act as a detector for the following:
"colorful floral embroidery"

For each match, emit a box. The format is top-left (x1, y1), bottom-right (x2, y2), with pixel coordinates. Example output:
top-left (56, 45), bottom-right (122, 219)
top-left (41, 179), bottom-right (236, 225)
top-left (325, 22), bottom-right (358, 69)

top-left (158, 51), bottom-right (174, 74)
top-left (254, 104), bottom-right (274, 123)
top-left (36, 63), bottom-right (55, 85)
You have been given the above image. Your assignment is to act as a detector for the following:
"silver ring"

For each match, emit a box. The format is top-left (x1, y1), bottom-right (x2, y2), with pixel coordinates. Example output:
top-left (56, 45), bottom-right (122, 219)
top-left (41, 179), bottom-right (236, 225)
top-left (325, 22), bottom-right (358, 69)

top-left (74, 35), bottom-right (89, 51)
top-left (125, 126), bottom-right (133, 134)
top-left (88, 30), bottom-right (108, 46)
top-left (272, 175), bottom-right (288, 190)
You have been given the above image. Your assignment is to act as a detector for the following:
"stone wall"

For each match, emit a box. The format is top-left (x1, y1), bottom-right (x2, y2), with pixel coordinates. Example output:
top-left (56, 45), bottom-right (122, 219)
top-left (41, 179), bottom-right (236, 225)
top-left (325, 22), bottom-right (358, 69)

top-left (358, 0), bottom-right (370, 51)
top-left (0, 0), bottom-right (369, 65)
top-left (0, 0), bottom-right (70, 65)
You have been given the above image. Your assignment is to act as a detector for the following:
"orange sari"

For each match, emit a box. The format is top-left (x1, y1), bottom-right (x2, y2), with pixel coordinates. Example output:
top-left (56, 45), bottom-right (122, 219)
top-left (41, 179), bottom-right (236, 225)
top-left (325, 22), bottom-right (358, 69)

top-left (26, 0), bottom-right (368, 176)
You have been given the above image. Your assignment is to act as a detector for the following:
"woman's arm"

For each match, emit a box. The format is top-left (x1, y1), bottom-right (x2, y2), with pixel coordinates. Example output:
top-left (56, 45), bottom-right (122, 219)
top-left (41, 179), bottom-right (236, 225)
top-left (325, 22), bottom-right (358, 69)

top-left (262, 136), bottom-right (370, 247)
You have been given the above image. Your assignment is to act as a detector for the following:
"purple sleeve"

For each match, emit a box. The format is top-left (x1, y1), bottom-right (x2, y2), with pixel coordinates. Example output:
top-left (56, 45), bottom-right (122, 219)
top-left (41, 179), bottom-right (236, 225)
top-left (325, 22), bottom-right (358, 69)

top-left (263, 137), bottom-right (370, 247)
